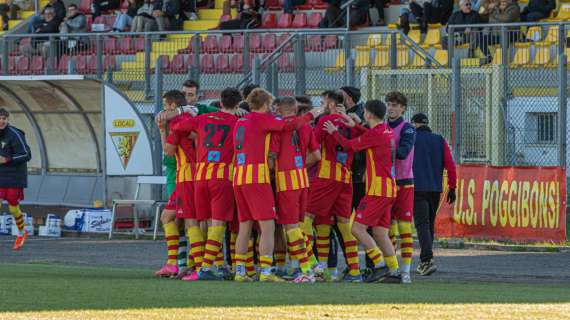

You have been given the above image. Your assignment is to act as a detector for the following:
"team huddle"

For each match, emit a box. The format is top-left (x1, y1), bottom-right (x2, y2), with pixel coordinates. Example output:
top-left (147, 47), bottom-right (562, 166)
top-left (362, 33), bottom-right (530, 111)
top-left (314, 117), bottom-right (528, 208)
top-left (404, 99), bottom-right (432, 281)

top-left (154, 83), bottom-right (419, 284)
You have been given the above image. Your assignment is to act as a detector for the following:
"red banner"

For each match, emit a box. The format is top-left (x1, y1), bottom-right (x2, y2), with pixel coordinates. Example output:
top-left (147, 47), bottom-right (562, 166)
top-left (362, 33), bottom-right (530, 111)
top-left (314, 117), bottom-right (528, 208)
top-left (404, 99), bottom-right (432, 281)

top-left (435, 165), bottom-right (567, 242)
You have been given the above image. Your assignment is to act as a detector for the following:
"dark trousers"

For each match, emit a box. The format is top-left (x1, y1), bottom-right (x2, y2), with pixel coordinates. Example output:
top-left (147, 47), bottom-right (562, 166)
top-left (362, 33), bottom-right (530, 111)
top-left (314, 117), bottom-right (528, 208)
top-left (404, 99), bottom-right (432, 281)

top-left (370, 0), bottom-right (386, 22)
top-left (319, 4), bottom-right (367, 28)
top-left (413, 191), bottom-right (441, 263)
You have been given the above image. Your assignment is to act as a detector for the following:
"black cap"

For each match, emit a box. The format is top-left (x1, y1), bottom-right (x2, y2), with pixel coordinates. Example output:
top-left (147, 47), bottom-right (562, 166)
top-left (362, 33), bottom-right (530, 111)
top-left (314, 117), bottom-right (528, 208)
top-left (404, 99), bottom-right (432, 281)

top-left (340, 86), bottom-right (361, 104)
top-left (411, 112), bottom-right (429, 124)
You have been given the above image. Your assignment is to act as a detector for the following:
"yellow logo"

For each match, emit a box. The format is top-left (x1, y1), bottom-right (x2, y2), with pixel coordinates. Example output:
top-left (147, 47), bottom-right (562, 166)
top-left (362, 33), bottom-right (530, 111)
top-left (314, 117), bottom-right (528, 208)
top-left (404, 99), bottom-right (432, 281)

top-left (110, 132), bottom-right (139, 169)
top-left (113, 119), bottom-right (136, 128)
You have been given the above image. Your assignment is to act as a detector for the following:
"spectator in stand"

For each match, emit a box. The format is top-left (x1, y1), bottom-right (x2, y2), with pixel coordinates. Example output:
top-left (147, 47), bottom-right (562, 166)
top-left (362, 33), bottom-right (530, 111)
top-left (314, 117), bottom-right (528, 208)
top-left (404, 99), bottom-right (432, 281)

top-left (23, 7), bottom-right (60, 56)
top-left (370, 0), bottom-right (386, 26)
top-left (219, 0), bottom-right (260, 30)
top-left (476, 0), bottom-right (498, 22)
top-left (131, 0), bottom-right (158, 32)
top-left (444, 0), bottom-right (481, 49)
top-left (283, 0), bottom-right (305, 14)
top-left (319, 0), bottom-right (369, 28)
top-left (480, 0), bottom-right (520, 62)
top-left (521, 0), bottom-right (555, 22)
top-left (113, 0), bottom-right (143, 31)
top-left (29, 0), bottom-right (65, 33)
top-left (92, 0), bottom-right (121, 19)
top-left (0, 0), bottom-right (31, 30)
top-left (155, 0), bottom-right (181, 31)
top-left (59, 4), bottom-right (89, 54)
top-left (400, 0), bottom-right (454, 34)
top-left (180, 0), bottom-right (198, 21)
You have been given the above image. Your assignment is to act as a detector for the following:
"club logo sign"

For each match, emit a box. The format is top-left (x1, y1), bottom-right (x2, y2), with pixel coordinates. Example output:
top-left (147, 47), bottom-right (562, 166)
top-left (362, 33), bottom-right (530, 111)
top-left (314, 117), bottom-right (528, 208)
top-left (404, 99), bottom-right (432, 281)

top-left (110, 132), bottom-right (139, 169)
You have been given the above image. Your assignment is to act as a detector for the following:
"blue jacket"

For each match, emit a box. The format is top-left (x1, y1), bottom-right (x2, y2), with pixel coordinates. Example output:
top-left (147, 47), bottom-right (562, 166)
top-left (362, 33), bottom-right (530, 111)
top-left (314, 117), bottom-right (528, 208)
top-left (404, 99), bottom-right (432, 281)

top-left (412, 126), bottom-right (456, 193)
top-left (0, 125), bottom-right (32, 188)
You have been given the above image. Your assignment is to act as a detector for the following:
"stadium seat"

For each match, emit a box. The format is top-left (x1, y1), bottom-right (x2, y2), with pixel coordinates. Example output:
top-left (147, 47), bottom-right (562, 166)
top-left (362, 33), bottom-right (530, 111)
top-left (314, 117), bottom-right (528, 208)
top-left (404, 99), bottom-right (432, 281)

top-left (104, 55), bottom-right (117, 71)
top-left (277, 13), bottom-right (293, 28)
top-left (408, 29), bottom-right (422, 44)
top-left (7, 56), bottom-right (16, 74)
top-left (323, 35), bottom-right (338, 49)
top-left (278, 54), bottom-right (293, 72)
top-left (119, 37), bottom-right (134, 54)
top-left (265, 0), bottom-right (282, 10)
top-left (307, 12), bottom-right (322, 28)
top-left (230, 54), bottom-right (243, 72)
top-left (103, 38), bottom-right (117, 54)
top-left (201, 54), bottom-right (215, 73)
top-left (555, 4), bottom-right (570, 20)
top-left (424, 28), bottom-right (441, 46)
top-left (57, 55), bottom-right (70, 73)
top-left (30, 56), bottom-right (44, 74)
top-left (492, 48), bottom-right (503, 65)
top-left (277, 33), bottom-right (293, 52)
top-left (397, 48), bottom-right (410, 67)
top-left (311, 0), bottom-right (328, 9)
top-left (460, 58), bottom-right (481, 67)
top-left (155, 55), bottom-right (170, 72)
top-left (178, 36), bottom-right (197, 54)
top-left (232, 34), bottom-right (244, 53)
top-left (133, 37), bottom-right (145, 52)
top-left (367, 34), bottom-right (383, 47)
top-left (373, 48), bottom-right (389, 68)
top-left (410, 52), bottom-right (425, 68)
top-left (85, 14), bottom-right (93, 32)
top-left (249, 33), bottom-right (262, 52)
top-left (532, 43), bottom-right (552, 66)
top-left (169, 54), bottom-right (186, 73)
top-left (16, 56), bottom-right (30, 74)
top-left (75, 55), bottom-right (88, 73)
top-left (86, 55), bottom-right (98, 72)
top-left (262, 34), bottom-right (276, 52)
top-left (216, 54), bottom-right (231, 73)
top-left (434, 49), bottom-right (448, 67)
top-left (526, 26), bottom-right (542, 42)
top-left (306, 35), bottom-right (323, 51)
top-left (355, 48), bottom-right (370, 68)
top-left (219, 35), bottom-right (233, 53)
top-left (511, 43), bottom-right (531, 66)
top-left (296, 0), bottom-right (312, 10)
top-left (79, 0), bottom-right (92, 14)
top-left (291, 13), bottom-right (307, 28)
top-left (262, 12), bottom-right (277, 29)
top-left (544, 26), bottom-right (559, 43)
top-left (203, 35), bottom-right (219, 54)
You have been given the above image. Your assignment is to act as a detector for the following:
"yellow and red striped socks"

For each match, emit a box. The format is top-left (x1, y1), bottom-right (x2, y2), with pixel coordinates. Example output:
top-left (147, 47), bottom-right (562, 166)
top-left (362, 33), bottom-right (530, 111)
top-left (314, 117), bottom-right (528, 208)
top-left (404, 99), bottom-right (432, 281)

top-left (9, 205), bottom-right (25, 235)
top-left (259, 255), bottom-right (273, 275)
top-left (389, 221), bottom-right (398, 250)
top-left (235, 253), bottom-right (247, 276)
top-left (315, 224), bottom-right (331, 267)
top-left (163, 221), bottom-right (179, 265)
top-left (246, 238), bottom-right (256, 277)
top-left (365, 247), bottom-right (384, 268)
top-left (274, 250), bottom-right (287, 270)
top-left (201, 225), bottom-right (225, 270)
top-left (337, 222), bottom-right (360, 276)
top-left (385, 255), bottom-right (399, 272)
top-left (215, 251), bottom-right (225, 269)
top-left (398, 220), bottom-right (414, 274)
top-left (286, 228), bottom-right (311, 273)
top-left (187, 226), bottom-right (205, 272)
top-left (230, 232), bottom-right (238, 269)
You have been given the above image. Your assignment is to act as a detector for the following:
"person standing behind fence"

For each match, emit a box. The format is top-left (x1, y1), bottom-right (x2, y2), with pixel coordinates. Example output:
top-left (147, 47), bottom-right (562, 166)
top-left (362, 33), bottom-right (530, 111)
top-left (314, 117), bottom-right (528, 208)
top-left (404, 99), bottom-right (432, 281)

top-left (410, 113), bottom-right (456, 276)
top-left (0, 108), bottom-right (32, 251)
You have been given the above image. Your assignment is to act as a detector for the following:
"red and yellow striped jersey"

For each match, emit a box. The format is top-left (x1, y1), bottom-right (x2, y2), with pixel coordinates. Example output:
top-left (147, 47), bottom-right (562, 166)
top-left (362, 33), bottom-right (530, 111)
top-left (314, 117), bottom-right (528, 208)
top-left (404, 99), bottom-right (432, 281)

top-left (167, 114), bottom-right (196, 183)
top-left (331, 123), bottom-right (397, 198)
top-left (172, 111), bottom-right (238, 181)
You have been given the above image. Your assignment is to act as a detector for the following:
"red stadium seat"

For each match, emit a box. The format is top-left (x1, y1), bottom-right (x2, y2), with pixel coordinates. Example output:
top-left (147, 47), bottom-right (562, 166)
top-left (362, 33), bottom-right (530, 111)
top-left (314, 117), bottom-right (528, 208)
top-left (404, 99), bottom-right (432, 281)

top-left (86, 55), bottom-right (98, 72)
top-left (278, 54), bottom-right (293, 72)
top-left (170, 54), bottom-right (186, 73)
top-left (261, 13), bottom-right (277, 29)
top-left (306, 35), bottom-right (323, 51)
top-left (203, 35), bottom-right (219, 54)
top-left (277, 13), bottom-right (293, 28)
top-left (79, 0), bottom-right (92, 14)
top-left (308, 12), bottom-right (322, 28)
top-left (15, 38), bottom-right (31, 56)
top-left (186, 54), bottom-right (196, 71)
top-left (230, 54), bottom-right (243, 73)
top-left (119, 37), bottom-right (134, 54)
top-left (16, 56), bottom-right (30, 74)
top-left (178, 35), bottom-right (199, 54)
top-left (249, 33), bottom-right (262, 52)
top-left (85, 14), bottom-right (93, 31)
top-left (75, 55), bottom-right (88, 73)
top-left (133, 37), bottom-right (145, 52)
top-left (296, 0), bottom-right (312, 10)
top-left (219, 35), bottom-right (233, 53)
top-left (277, 33), bottom-right (293, 52)
top-left (311, 0), bottom-right (328, 9)
top-left (30, 56), bottom-right (44, 74)
top-left (104, 55), bottom-right (116, 71)
top-left (291, 13), bottom-right (307, 28)
top-left (216, 54), bottom-right (231, 73)
top-left (200, 54), bottom-right (215, 73)
top-left (323, 35), bottom-right (338, 49)
top-left (103, 38), bottom-right (117, 54)
top-left (265, 0), bottom-right (282, 10)
top-left (57, 55), bottom-right (70, 74)
top-left (232, 34), bottom-right (244, 53)
top-left (7, 56), bottom-right (16, 74)
top-left (262, 34), bottom-right (276, 52)
top-left (155, 55), bottom-right (170, 72)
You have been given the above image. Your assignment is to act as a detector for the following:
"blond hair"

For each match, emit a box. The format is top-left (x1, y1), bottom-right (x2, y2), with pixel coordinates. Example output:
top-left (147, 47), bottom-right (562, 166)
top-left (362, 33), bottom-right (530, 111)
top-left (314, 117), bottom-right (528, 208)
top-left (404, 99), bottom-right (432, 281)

top-left (246, 88), bottom-right (274, 110)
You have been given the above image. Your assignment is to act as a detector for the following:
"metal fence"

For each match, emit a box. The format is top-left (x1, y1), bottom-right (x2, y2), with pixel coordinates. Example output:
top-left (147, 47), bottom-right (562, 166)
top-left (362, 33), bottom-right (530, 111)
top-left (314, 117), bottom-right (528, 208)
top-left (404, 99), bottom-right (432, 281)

top-left (1, 23), bottom-right (568, 168)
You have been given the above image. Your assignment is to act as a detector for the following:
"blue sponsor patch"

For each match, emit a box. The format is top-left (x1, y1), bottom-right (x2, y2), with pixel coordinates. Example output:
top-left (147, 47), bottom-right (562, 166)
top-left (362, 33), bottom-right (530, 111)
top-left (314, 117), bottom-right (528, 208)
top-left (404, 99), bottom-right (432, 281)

top-left (336, 151), bottom-right (347, 165)
top-left (237, 153), bottom-right (246, 165)
top-left (294, 155), bottom-right (303, 168)
top-left (391, 166), bottom-right (396, 178)
top-left (208, 150), bottom-right (221, 163)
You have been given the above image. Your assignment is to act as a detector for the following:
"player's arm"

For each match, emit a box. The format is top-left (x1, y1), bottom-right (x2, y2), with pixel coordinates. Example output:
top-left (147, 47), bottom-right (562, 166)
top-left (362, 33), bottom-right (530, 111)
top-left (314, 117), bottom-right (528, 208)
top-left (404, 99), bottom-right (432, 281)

top-left (323, 121), bottom-right (377, 152)
top-left (443, 137), bottom-right (457, 203)
top-left (395, 123), bottom-right (416, 160)
top-left (265, 107), bottom-right (323, 132)
top-left (268, 134), bottom-right (280, 171)
top-left (305, 129), bottom-right (321, 166)
top-left (172, 116), bottom-right (199, 135)
top-left (162, 127), bottom-right (178, 157)
top-left (197, 104), bottom-right (219, 115)
top-left (306, 150), bottom-right (321, 166)
top-left (0, 129), bottom-right (31, 165)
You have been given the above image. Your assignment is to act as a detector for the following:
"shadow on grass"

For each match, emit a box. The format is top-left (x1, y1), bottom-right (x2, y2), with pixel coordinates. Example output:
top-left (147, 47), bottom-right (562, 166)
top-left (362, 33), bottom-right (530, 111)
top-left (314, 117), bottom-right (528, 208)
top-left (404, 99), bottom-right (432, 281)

top-left (0, 263), bottom-right (569, 313)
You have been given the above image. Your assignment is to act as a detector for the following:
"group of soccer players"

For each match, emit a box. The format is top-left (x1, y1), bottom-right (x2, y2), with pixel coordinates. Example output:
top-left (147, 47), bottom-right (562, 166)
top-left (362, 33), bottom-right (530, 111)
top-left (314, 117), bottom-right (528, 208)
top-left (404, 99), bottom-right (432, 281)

top-left (153, 81), bottom-right (417, 284)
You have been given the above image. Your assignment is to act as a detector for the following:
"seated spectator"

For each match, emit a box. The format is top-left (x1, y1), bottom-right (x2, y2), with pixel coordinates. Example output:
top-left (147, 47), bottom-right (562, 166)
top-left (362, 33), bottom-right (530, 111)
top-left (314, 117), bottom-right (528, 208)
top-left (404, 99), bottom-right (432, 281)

top-left (92, 0), bottom-right (121, 18)
top-left (400, 0), bottom-right (454, 34)
top-left (477, 0), bottom-right (498, 22)
top-left (59, 4), bottom-right (89, 54)
top-left (132, 0), bottom-right (158, 32)
top-left (153, 0), bottom-right (181, 31)
top-left (219, 0), bottom-right (260, 30)
top-left (443, 0), bottom-right (480, 49)
top-left (283, 0), bottom-right (305, 14)
top-left (521, 0), bottom-right (555, 22)
top-left (319, 0), bottom-right (369, 29)
top-left (180, 0), bottom-right (198, 21)
top-left (0, 0), bottom-right (31, 30)
top-left (29, 0), bottom-right (65, 33)
top-left (480, 0), bottom-right (519, 62)
top-left (23, 7), bottom-right (60, 56)
top-left (113, 0), bottom-right (143, 31)
top-left (370, 0), bottom-right (387, 26)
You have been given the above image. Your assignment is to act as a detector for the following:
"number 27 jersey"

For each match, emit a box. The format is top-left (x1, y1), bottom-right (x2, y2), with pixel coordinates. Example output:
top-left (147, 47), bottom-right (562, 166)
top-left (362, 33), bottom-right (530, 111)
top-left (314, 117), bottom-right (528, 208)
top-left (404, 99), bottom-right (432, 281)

top-left (172, 111), bottom-right (238, 181)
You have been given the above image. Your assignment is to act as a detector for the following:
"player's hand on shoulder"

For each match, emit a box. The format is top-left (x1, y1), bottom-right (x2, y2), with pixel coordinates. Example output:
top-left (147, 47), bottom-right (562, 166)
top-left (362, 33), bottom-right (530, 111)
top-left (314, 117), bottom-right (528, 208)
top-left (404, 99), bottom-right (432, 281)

top-left (338, 113), bottom-right (356, 128)
top-left (323, 120), bottom-right (338, 134)
top-left (235, 108), bottom-right (249, 117)
top-left (155, 111), bottom-right (168, 129)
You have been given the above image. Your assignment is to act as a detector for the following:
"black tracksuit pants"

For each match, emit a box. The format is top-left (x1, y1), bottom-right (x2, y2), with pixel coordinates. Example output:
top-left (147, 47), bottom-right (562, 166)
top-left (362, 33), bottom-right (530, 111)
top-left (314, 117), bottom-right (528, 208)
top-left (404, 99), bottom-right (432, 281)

top-left (413, 191), bottom-right (441, 263)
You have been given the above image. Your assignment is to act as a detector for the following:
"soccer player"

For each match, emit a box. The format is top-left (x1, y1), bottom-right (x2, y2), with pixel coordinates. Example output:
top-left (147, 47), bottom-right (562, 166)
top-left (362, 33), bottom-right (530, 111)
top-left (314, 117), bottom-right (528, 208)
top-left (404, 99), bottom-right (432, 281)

top-left (0, 108), bottom-right (32, 251)
top-left (322, 100), bottom-right (402, 283)
top-left (270, 97), bottom-right (321, 283)
top-left (155, 90), bottom-right (200, 280)
top-left (386, 91), bottom-right (416, 284)
top-left (304, 90), bottom-right (364, 282)
top-left (171, 87), bottom-right (242, 281)
top-left (232, 88), bottom-right (321, 282)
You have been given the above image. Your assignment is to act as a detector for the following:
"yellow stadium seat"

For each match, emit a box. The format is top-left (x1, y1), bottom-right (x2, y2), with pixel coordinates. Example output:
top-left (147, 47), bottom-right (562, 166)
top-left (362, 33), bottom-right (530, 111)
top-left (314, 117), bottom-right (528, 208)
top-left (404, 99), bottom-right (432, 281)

top-left (555, 4), bottom-right (570, 19)
top-left (526, 26), bottom-right (542, 42)
top-left (544, 26), bottom-right (559, 43)
top-left (355, 48), bottom-right (371, 68)
top-left (492, 48), bottom-right (503, 65)
top-left (434, 50), bottom-right (448, 67)
top-left (410, 53), bottom-right (426, 68)
top-left (511, 44), bottom-right (531, 66)
top-left (428, 23), bottom-right (442, 29)
top-left (373, 48), bottom-right (390, 68)
top-left (384, 33), bottom-right (402, 45)
top-left (424, 28), bottom-right (441, 46)
top-left (532, 43), bottom-right (552, 66)
top-left (334, 51), bottom-right (345, 69)
top-left (461, 58), bottom-right (481, 67)
top-left (367, 34), bottom-right (383, 47)
top-left (397, 49), bottom-right (410, 67)
top-left (408, 29), bottom-right (422, 44)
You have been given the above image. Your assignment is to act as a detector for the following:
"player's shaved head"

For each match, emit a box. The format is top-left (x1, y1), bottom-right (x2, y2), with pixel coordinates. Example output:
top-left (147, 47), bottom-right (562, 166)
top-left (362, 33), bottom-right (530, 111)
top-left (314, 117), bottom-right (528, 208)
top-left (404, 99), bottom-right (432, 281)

top-left (220, 87), bottom-right (242, 110)
top-left (276, 97), bottom-right (297, 116)
top-left (247, 88), bottom-right (274, 111)
top-left (364, 100), bottom-right (387, 120)
top-left (162, 90), bottom-right (186, 108)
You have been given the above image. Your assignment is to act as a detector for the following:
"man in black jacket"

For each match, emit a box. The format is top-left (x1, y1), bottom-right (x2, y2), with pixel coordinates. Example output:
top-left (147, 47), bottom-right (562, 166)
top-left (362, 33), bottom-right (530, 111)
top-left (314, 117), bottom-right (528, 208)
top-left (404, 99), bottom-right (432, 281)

top-left (521, 0), bottom-right (555, 22)
top-left (0, 108), bottom-right (32, 251)
top-left (319, 0), bottom-right (369, 28)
